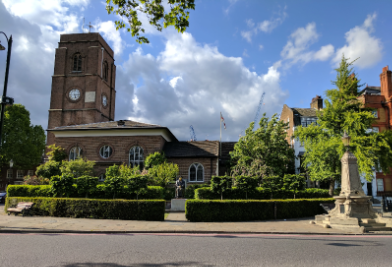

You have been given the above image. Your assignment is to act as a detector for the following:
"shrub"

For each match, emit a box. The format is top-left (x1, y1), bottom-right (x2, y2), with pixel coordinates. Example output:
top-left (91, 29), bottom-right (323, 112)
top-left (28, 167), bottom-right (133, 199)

top-left (185, 198), bottom-right (334, 222)
top-left (163, 187), bottom-right (176, 200)
top-left (36, 160), bottom-right (62, 179)
top-left (60, 158), bottom-right (95, 178)
top-left (145, 151), bottom-right (166, 169)
top-left (125, 175), bottom-right (148, 200)
top-left (5, 197), bottom-right (165, 221)
top-left (282, 174), bottom-right (306, 199)
top-left (7, 185), bottom-right (52, 197)
top-left (235, 176), bottom-right (258, 199)
top-left (194, 187), bottom-right (330, 200)
top-left (50, 174), bottom-right (74, 197)
top-left (23, 175), bottom-right (50, 185)
top-left (75, 176), bottom-right (99, 198)
top-left (184, 184), bottom-right (206, 199)
top-left (261, 176), bottom-right (283, 198)
top-left (211, 176), bottom-right (233, 200)
top-left (148, 162), bottom-right (179, 187)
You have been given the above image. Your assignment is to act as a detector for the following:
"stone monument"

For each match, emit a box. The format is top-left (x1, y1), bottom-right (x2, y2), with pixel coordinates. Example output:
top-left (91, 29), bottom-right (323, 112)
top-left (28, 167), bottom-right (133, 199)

top-left (314, 132), bottom-right (392, 232)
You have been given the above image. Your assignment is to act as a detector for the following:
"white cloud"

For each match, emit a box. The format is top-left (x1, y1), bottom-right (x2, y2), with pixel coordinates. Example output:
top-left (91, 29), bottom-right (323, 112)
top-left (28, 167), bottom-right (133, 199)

top-left (279, 23), bottom-right (334, 68)
top-left (259, 45), bottom-right (264, 50)
top-left (333, 13), bottom-right (382, 68)
top-left (117, 32), bottom-right (288, 140)
top-left (97, 21), bottom-right (124, 55)
top-left (241, 6), bottom-right (287, 43)
top-left (242, 49), bottom-right (249, 57)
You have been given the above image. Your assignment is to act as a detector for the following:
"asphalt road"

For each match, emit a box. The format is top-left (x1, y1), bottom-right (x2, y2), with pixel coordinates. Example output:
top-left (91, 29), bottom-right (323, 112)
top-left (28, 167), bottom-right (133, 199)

top-left (0, 233), bottom-right (391, 267)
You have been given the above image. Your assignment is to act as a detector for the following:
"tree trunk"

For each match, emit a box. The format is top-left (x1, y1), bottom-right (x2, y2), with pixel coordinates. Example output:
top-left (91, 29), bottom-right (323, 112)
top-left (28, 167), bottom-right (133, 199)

top-left (329, 179), bottom-right (335, 196)
top-left (221, 192), bottom-right (223, 201)
top-left (246, 192), bottom-right (248, 200)
top-left (294, 193), bottom-right (296, 199)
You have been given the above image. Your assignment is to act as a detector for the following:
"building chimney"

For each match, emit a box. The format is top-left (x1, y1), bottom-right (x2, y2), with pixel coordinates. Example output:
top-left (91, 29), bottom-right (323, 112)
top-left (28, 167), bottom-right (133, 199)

top-left (310, 95), bottom-right (323, 110)
top-left (380, 65), bottom-right (392, 99)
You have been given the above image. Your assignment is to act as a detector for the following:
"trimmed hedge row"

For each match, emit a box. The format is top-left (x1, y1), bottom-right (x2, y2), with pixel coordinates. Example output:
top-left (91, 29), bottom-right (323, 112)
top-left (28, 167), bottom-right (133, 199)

top-left (185, 198), bottom-right (334, 222)
top-left (194, 187), bottom-right (330, 200)
top-left (5, 197), bottom-right (165, 221)
top-left (7, 185), bottom-right (164, 200)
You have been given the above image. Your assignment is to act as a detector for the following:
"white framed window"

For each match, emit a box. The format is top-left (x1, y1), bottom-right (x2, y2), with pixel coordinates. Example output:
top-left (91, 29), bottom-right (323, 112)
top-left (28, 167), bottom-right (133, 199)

top-left (372, 127), bottom-right (379, 133)
top-left (372, 110), bottom-right (378, 118)
top-left (27, 170), bottom-right (34, 176)
top-left (129, 146), bottom-right (144, 169)
top-left (99, 145), bottom-right (113, 159)
top-left (189, 163), bottom-right (204, 182)
top-left (69, 146), bottom-right (82, 160)
top-left (7, 169), bottom-right (12, 179)
top-left (17, 170), bottom-right (24, 179)
top-left (377, 179), bottom-right (384, 192)
top-left (98, 174), bottom-right (105, 182)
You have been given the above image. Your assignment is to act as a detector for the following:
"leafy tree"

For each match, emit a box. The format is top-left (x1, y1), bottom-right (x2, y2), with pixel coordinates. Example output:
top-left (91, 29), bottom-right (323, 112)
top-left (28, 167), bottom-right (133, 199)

top-left (106, 0), bottom-right (195, 44)
top-left (282, 174), bottom-right (306, 199)
top-left (104, 176), bottom-right (125, 199)
top-left (106, 164), bottom-right (121, 178)
top-left (47, 144), bottom-right (67, 162)
top-left (50, 174), bottom-right (74, 197)
top-left (230, 113), bottom-right (295, 179)
top-left (145, 151), bottom-right (166, 169)
top-left (125, 175), bottom-right (148, 200)
top-left (148, 162), bottom-right (179, 187)
top-left (75, 175), bottom-right (99, 198)
top-left (235, 176), bottom-right (258, 199)
top-left (295, 55), bottom-right (392, 195)
top-left (211, 176), bottom-right (233, 200)
top-left (36, 160), bottom-right (62, 179)
top-left (0, 104), bottom-right (45, 170)
top-left (60, 158), bottom-right (95, 178)
top-left (261, 176), bottom-right (282, 199)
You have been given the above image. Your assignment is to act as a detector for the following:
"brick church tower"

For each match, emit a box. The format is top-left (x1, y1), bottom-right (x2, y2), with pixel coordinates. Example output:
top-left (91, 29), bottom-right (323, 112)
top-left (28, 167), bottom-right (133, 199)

top-left (46, 33), bottom-right (116, 147)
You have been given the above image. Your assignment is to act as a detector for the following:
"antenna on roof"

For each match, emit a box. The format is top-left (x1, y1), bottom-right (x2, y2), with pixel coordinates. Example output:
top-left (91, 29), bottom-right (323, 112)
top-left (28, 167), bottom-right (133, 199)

top-left (88, 22), bottom-right (94, 33)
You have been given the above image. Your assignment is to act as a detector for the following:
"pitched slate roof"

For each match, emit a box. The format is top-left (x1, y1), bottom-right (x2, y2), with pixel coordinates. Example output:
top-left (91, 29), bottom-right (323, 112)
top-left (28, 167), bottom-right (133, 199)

top-left (163, 141), bottom-right (219, 158)
top-left (358, 85), bottom-right (381, 96)
top-left (51, 120), bottom-right (161, 130)
top-left (291, 108), bottom-right (318, 117)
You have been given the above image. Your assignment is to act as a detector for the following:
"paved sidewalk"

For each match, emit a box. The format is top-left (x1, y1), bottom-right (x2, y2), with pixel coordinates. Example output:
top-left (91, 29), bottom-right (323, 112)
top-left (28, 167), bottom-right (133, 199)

top-left (1, 204), bottom-right (386, 235)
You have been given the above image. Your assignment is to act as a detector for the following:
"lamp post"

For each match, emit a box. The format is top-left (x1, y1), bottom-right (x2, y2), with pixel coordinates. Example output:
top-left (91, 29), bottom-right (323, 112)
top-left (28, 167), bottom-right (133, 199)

top-left (342, 131), bottom-right (351, 151)
top-left (0, 31), bottom-right (14, 149)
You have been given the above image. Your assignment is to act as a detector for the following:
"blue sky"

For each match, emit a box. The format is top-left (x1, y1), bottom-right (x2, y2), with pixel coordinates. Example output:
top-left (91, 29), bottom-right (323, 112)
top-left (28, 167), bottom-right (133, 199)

top-left (0, 0), bottom-right (391, 141)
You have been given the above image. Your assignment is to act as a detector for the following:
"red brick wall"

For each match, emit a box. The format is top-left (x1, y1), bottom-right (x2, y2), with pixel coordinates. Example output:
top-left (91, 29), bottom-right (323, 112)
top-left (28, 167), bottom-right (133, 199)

top-left (280, 104), bottom-right (294, 146)
top-left (166, 157), bottom-right (218, 184)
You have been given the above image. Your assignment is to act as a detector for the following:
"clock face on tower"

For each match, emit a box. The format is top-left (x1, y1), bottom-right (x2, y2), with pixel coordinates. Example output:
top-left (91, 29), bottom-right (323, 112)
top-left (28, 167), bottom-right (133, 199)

top-left (69, 89), bottom-right (80, 101)
top-left (102, 95), bottom-right (107, 107)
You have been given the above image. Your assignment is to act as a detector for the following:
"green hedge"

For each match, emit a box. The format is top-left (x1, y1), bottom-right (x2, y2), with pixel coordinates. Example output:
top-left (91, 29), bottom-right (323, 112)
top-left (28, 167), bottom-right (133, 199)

top-left (194, 187), bottom-right (330, 200)
top-left (5, 197), bottom-right (165, 221)
top-left (7, 185), bottom-right (164, 200)
top-left (185, 198), bottom-right (334, 222)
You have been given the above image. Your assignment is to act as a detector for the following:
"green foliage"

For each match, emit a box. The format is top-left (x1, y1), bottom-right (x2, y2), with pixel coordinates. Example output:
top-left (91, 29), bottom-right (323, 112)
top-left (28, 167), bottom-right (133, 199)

top-left (75, 176), bottom-right (99, 198)
top-left (106, 0), bottom-right (195, 44)
top-left (105, 164), bottom-right (121, 178)
top-left (211, 176), bottom-right (233, 200)
top-left (185, 198), bottom-right (335, 222)
top-left (145, 151), bottom-right (166, 169)
top-left (230, 113), bottom-right (295, 179)
top-left (261, 176), bottom-right (283, 198)
top-left (60, 158), bottom-right (95, 178)
top-left (7, 185), bottom-right (52, 197)
top-left (148, 162), bottom-right (179, 187)
top-left (0, 104), bottom-right (46, 169)
top-left (235, 176), bottom-right (258, 199)
top-left (36, 160), bottom-right (62, 180)
top-left (46, 144), bottom-right (67, 162)
top-left (194, 187), bottom-right (330, 200)
top-left (125, 175), bottom-right (148, 200)
top-left (282, 174), bottom-right (306, 199)
top-left (295, 55), bottom-right (392, 188)
top-left (104, 176), bottom-right (125, 199)
top-left (6, 197), bottom-right (165, 221)
top-left (50, 174), bottom-right (74, 197)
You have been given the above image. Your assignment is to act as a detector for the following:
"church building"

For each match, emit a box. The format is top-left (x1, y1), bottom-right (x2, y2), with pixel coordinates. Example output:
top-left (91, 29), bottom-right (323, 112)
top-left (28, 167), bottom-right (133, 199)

top-left (46, 33), bottom-right (235, 184)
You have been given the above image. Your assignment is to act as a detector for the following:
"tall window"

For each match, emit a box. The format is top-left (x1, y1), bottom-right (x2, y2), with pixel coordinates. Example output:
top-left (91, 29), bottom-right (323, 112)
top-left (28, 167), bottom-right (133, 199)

top-left (100, 145), bottom-right (113, 159)
top-left (17, 170), bottom-right (24, 179)
top-left (377, 179), bottom-right (384, 192)
top-left (129, 146), bottom-right (144, 169)
top-left (189, 163), bottom-right (204, 182)
top-left (73, 54), bottom-right (82, 72)
top-left (7, 169), bottom-right (12, 179)
top-left (103, 61), bottom-right (108, 81)
top-left (27, 170), bottom-right (34, 176)
top-left (69, 147), bottom-right (82, 161)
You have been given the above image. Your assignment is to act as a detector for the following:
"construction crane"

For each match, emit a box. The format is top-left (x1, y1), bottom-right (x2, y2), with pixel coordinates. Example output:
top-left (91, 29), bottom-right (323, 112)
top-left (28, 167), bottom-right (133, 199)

top-left (189, 125), bottom-right (197, 141)
top-left (253, 92), bottom-right (266, 129)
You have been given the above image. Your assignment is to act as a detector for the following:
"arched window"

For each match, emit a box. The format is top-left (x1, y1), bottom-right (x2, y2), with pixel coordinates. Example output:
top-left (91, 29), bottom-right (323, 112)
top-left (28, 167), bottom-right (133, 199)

top-left (129, 146), bottom-right (144, 169)
top-left (98, 173), bottom-right (105, 182)
top-left (73, 54), bottom-right (82, 72)
top-left (103, 61), bottom-right (108, 81)
top-left (69, 147), bottom-right (82, 161)
top-left (99, 145), bottom-right (112, 159)
top-left (189, 163), bottom-right (204, 182)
